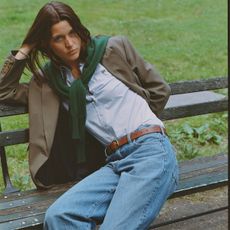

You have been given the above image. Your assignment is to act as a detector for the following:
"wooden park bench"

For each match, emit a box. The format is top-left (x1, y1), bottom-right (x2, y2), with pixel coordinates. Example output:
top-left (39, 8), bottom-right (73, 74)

top-left (0, 77), bottom-right (228, 229)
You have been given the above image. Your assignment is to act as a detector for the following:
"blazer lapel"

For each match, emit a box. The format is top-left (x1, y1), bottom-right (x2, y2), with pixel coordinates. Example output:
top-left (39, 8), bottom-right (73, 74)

top-left (42, 82), bottom-right (60, 153)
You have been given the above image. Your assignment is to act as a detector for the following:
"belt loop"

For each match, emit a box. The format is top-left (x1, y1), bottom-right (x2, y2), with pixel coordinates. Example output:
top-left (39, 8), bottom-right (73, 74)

top-left (104, 148), bottom-right (109, 158)
top-left (160, 126), bottom-right (165, 136)
top-left (127, 132), bottom-right (132, 143)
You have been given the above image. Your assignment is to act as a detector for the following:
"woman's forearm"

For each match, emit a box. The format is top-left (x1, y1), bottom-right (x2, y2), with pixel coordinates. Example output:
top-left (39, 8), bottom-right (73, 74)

top-left (0, 53), bottom-right (29, 104)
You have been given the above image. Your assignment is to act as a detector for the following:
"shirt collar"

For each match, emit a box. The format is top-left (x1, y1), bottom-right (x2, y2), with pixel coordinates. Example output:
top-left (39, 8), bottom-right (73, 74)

top-left (60, 64), bottom-right (84, 85)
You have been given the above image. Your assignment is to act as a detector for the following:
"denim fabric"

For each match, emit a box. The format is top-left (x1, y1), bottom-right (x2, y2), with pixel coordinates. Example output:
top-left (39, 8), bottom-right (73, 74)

top-left (44, 131), bottom-right (179, 230)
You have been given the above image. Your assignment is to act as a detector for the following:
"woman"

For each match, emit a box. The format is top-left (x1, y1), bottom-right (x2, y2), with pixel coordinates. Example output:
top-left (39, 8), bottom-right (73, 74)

top-left (0, 1), bottom-right (178, 229)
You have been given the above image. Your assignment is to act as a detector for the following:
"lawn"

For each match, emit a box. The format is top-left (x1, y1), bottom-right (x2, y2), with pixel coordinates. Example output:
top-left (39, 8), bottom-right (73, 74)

top-left (0, 0), bottom-right (227, 192)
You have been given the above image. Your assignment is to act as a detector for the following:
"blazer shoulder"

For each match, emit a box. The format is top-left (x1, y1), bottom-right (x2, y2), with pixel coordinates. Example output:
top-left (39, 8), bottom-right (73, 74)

top-left (107, 35), bottom-right (130, 48)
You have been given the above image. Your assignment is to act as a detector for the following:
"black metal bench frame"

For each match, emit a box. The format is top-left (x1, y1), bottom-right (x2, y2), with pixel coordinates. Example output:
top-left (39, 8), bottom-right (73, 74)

top-left (0, 77), bottom-right (228, 229)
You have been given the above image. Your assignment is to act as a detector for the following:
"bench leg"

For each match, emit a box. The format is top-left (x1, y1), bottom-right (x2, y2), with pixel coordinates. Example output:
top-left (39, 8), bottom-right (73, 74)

top-left (0, 146), bottom-right (20, 195)
top-left (0, 124), bottom-right (20, 195)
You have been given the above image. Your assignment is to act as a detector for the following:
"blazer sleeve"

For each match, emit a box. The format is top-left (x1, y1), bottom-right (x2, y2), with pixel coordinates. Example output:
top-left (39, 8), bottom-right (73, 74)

top-left (120, 36), bottom-right (171, 116)
top-left (0, 52), bottom-right (29, 105)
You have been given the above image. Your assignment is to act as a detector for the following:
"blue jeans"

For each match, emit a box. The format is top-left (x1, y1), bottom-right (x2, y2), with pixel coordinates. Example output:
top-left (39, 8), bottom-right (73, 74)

top-left (44, 130), bottom-right (179, 230)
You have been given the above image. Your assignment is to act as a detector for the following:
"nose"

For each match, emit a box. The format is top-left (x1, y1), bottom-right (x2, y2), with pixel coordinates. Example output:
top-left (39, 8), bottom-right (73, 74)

top-left (65, 36), bottom-right (73, 48)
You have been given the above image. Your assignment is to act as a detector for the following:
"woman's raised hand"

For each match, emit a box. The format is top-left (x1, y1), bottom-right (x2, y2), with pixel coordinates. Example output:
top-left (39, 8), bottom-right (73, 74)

top-left (15, 43), bottom-right (35, 60)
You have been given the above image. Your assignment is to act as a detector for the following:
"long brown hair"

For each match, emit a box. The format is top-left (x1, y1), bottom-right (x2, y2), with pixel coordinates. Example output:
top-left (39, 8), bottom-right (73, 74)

top-left (23, 1), bottom-right (91, 82)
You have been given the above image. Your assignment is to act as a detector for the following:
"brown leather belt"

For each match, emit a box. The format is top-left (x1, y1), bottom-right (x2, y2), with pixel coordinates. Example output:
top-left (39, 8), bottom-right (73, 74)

top-left (105, 126), bottom-right (166, 156)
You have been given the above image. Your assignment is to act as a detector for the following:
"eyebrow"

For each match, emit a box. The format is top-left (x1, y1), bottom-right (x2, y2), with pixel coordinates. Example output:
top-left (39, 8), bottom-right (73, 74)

top-left (52, 34), bottom-right (63, 40)
top-left (51, 29), bottom-right (76, 40)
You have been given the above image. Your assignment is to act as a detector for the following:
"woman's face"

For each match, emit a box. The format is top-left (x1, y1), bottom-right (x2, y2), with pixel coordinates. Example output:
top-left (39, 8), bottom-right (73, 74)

top-left (49, 20), bottom-right (82, 67)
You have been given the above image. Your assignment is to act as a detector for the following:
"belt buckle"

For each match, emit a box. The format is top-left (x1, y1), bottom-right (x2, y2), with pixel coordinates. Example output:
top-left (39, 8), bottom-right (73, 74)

top-left (105, 140), bottom-right (119, 157)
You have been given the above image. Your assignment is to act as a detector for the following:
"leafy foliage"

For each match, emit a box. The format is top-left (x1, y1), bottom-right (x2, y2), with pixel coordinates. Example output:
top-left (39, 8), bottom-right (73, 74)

top-left (168, 113), bottom-right (227, 160)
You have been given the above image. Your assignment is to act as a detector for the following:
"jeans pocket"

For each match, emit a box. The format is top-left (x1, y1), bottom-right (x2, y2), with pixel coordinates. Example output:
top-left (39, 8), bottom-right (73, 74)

top-left (133, 133), bottom-right (163, 146)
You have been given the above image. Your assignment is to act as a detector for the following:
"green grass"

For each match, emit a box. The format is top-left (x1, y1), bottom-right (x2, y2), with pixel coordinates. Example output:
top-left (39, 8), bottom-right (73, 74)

top-left (0, 0), bottom-right (227, 192)
top-left (0, 0), bottom-right (227, 81)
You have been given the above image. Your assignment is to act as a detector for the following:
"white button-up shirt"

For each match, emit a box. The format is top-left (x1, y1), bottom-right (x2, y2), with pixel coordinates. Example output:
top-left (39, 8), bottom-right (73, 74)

top-left (62, 63), bottom-right (164, 146)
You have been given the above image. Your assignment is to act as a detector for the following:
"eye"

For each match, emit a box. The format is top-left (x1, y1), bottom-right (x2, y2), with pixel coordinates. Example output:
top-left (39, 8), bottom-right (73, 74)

top-left (53, 35), bottom-right (63, 42)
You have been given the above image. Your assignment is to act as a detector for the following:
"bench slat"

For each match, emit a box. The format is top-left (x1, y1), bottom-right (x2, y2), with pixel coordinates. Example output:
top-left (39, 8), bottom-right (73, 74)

top-left (0, 182), bottom-right (75, 202)
top-left (170, 76), bottom-right (227, 95)
top-left (0, 104), bottom-right (28, 117)
top-left (0, 213), bottom-right (43, 230)
top-left (0, 129), bottom-right (29, 146)
top-left (178, 153), bottom-right (227, 174)
top-left (0, 183), bottom-right (75, 211)
top-left (161, 97), bottom-right (228, 120)
top-left (0, 191), bottom-right (66, 211)
top-left (0, 201), bottom-right (50, 223)
top-left (175, 173), bottom-right (228, 197)
top-left (172, 153), bottom-right (228, 197)
top-left (166, 91), bottom-right (225, 108)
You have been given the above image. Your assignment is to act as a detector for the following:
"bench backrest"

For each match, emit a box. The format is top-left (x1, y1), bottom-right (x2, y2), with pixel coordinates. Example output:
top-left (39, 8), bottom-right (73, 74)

top-left (0, 77), bottom-right (228, 194)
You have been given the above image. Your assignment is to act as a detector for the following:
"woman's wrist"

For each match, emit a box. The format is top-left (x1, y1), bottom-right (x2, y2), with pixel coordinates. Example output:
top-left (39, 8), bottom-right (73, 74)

top-left (15, 46), bottom-right (31, 60)
top-left (18, 49), bottom-right (29, 58)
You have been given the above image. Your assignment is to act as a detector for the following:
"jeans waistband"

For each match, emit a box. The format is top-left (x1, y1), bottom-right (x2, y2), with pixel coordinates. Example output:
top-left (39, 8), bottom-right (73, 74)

top-left (105, 125), bottom-right (166, 157)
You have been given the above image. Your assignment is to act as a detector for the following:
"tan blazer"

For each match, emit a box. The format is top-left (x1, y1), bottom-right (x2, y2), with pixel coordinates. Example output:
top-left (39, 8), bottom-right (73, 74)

top-left (0, 36), bottom-right (171, 188)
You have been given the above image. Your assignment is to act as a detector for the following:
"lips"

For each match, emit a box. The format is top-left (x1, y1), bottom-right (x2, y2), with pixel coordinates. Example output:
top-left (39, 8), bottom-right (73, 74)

top-left (68, 49), bottom-right (78, 55)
